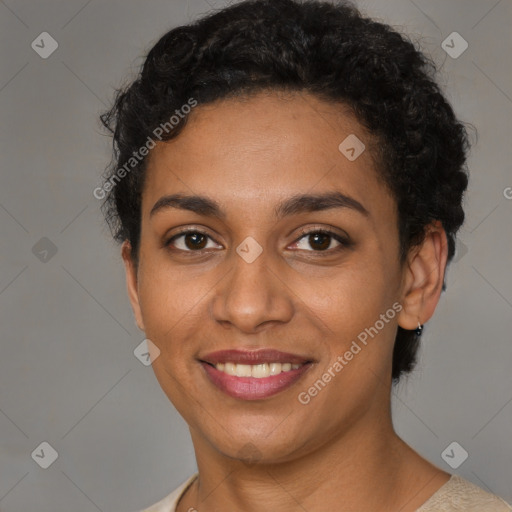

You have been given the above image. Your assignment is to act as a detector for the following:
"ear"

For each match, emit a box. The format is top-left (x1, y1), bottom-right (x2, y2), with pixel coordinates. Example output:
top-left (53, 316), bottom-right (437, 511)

top-left (397, 220), bottom-right (448, 331)
top-left (121, 240), bottom-right (145, 331)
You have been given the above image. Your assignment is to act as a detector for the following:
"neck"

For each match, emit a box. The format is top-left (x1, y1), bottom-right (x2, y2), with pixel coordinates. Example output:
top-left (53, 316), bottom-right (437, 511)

top-left (179, 409), bottom-right (447, 512)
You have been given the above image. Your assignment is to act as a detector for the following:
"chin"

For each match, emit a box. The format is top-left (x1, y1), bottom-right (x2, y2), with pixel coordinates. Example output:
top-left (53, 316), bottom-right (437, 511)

top-left (196, 419), bottom-right (315, 465)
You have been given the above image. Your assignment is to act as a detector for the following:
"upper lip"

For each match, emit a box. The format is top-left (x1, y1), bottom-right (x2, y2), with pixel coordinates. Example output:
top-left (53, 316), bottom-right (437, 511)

top-left (199, 349), bottom-right (312, 365)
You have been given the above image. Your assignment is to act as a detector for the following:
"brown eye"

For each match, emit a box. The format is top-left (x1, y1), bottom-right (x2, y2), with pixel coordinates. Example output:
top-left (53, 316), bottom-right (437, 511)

top-left (307, 233), bottom-right (331, 251)
top-left (183, 232), bottom-right (207, 250)
top-left (293, 229), bottom-right (349, 252)
top-left (166, 230), bottom-right (221, 252)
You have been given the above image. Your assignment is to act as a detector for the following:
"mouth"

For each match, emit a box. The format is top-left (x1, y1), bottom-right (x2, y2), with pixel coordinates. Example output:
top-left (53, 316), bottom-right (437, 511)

top-left (198, 349), bottom-right (314, 400)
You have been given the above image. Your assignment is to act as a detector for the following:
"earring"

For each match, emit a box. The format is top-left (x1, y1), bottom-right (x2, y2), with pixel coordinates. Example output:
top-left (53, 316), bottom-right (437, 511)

top-left (415, 321), bottom-right (423, 336)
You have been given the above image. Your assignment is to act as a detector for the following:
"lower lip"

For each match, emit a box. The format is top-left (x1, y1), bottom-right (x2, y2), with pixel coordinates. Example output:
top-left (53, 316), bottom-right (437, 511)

top-left (200, 362), bottom-right (312, 400)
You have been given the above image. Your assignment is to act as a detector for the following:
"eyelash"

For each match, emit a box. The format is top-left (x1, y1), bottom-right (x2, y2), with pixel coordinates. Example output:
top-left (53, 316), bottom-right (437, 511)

top-left (164, 227), bottom-right (351, 256)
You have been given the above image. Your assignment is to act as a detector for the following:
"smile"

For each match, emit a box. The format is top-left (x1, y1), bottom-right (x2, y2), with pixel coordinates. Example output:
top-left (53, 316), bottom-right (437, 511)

top-left (212, 362), bottom-right (303, 377)
top-left (199, 349), bottom-right (313, 400)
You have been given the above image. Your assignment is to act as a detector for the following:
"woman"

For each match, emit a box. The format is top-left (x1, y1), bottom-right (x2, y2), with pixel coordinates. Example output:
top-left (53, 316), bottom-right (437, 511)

top-left (99, 0), bottom-right (512, 510)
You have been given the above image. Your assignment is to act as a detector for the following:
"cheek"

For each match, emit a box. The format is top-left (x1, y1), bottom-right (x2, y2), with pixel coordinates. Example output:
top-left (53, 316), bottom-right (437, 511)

top-left (136, 259), bottom-right (200, 347)
top-left (294, 258), bottom-right (389, 331)
top-left (136, 264), bottom-right (208, 406)
top-left (293, 258), bottom-right (397, 379)
top-left (296, 266), bottom-right (397, 409)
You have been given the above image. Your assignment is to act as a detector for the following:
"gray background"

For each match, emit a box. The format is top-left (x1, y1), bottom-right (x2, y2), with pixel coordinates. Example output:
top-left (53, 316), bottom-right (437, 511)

top-left (0, 0), bottom-right (511, 510)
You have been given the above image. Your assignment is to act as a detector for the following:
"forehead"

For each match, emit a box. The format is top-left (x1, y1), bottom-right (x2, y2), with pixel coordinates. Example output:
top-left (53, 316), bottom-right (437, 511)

top-left (142, 91), bottom-right (394, 222)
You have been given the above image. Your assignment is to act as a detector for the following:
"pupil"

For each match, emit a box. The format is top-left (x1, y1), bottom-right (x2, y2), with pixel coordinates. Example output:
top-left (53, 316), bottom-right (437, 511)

top-left (310, 233), bottom-right (330, 250)
top-left (185, 233), bottom-right (207, 250)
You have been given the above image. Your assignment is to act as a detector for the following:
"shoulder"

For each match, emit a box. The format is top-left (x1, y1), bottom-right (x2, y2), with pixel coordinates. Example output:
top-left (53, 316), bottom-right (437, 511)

top-left (137, 473), bottom-right (198, 512)
top-left (417, 475), bottom-right (512, 512)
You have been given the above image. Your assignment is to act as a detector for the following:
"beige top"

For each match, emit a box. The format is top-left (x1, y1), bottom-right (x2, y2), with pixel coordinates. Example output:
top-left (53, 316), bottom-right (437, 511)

top-left (139, 473), bottom-right (512, 512)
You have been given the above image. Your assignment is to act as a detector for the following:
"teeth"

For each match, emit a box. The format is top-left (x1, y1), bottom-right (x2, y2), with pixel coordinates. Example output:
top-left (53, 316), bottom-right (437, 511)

top-left (270, 363), bottom-right (282, 375)
top-left (224, 362), bottom-right (236, 376)
top-left (269, 362), bottom-right (281, 375)
top-left (235, 364), bottom-right (252, 377)
top-left (213, 362), bottom-right (303, 377)
top-left (252, 363), bottom-right (270, 378)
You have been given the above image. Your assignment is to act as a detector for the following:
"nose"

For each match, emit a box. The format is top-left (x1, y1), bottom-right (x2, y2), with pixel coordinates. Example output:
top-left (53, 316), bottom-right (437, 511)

top-left (211, 243), bottom-right (294, 334)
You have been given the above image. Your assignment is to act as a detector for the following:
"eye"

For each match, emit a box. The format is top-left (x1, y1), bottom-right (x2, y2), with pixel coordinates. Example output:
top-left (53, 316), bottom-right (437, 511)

top-left (165, 229), bottom-right (222, 252)
top-left (164, 227), bottom-right (351, 254)
top-left (291, 228), bottom-right (350, 253)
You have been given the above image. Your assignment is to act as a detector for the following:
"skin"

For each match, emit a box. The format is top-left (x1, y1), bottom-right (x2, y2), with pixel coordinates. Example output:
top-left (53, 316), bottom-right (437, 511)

top-left (122, 90), bottom-right (451, 511)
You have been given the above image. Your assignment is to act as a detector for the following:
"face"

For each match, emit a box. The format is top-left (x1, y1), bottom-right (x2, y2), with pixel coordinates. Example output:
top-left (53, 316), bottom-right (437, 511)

top-left (123, 90), bottom-right (440, 465)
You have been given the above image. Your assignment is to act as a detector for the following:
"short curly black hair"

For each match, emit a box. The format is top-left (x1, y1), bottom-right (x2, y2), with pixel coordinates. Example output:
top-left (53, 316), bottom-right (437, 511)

top-left (99, 0), bottom-right (470, 382)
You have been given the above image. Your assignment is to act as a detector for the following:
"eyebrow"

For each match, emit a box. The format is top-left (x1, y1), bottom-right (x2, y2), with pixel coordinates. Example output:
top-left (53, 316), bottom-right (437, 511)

top-left (149, 191), bottom-right (370, 220)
